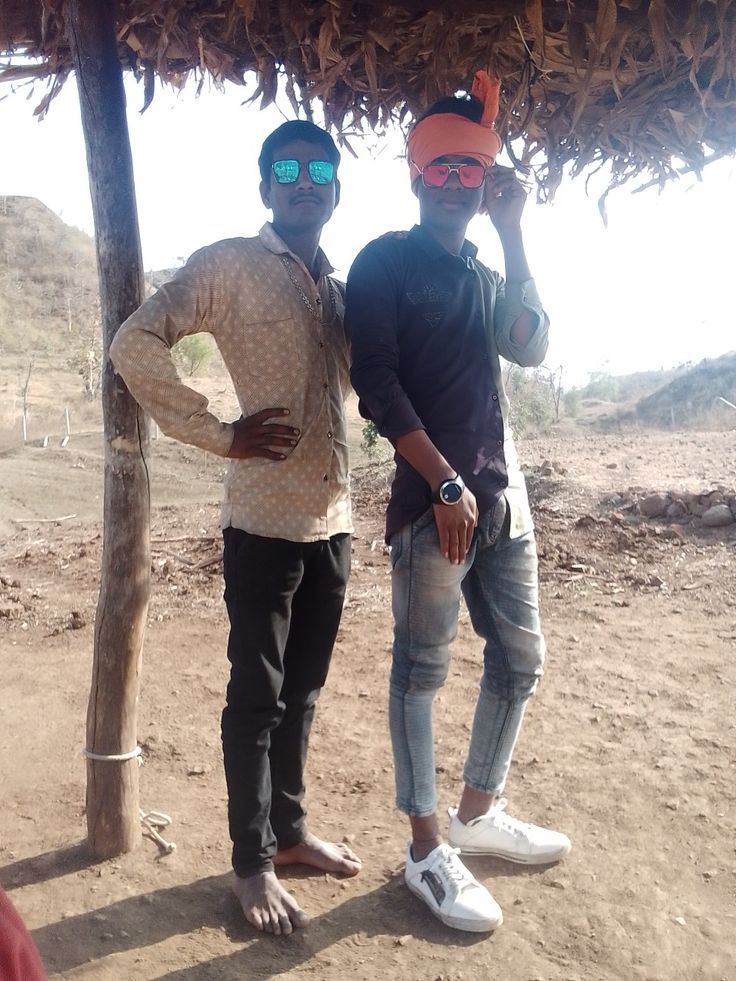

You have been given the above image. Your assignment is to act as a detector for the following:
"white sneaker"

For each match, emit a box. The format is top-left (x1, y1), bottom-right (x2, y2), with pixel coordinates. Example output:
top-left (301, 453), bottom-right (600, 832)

top-left (404, 842), bottom-right (503, 933)
top-left (448, 798), bottom-right (571, 864)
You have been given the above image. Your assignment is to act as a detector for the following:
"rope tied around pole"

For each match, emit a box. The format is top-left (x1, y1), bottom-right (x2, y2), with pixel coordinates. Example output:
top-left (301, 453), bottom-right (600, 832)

top-left (81, 746), bottom-right (176, 853)
top-left (82, 745), bottom-right (143, 762)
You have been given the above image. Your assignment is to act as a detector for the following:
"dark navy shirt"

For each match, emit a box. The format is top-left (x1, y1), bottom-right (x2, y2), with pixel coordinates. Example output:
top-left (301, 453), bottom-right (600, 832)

top-left (347, 225), bottom-right (508, 540)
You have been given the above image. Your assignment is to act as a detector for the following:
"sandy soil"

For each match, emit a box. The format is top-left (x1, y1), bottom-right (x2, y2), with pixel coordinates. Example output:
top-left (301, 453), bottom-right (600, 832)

top-left (1, 405), bottom-right (735, 981)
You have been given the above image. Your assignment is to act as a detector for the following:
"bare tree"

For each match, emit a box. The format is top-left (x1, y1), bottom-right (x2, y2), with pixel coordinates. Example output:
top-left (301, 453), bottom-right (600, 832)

top-left (537, 364), bottom-right (565, 423)
top-left (21, 357), bottom-right (34, 441)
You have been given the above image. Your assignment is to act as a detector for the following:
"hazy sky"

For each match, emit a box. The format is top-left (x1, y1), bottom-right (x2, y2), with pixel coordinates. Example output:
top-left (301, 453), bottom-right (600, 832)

top-left (2, 73), bottom-right (734, 385)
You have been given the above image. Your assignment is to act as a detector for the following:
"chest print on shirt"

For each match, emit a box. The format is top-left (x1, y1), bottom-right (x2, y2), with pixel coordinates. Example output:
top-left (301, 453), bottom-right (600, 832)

top-left (405, 283), bottom-right (451, 329)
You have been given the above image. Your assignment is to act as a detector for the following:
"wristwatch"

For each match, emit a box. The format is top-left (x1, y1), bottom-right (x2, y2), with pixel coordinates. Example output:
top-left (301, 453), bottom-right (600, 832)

top-left (432, 473), bottom-right (466, 506)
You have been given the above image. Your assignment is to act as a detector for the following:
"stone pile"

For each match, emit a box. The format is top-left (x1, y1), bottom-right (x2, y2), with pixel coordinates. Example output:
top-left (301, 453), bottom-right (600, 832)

top-left (637, 489), bottom-right (736, 527)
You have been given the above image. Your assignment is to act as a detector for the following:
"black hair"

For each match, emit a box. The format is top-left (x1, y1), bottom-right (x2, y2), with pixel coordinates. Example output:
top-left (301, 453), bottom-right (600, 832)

top-left (417, 94), bottom-right (483, 125)
top-left (258, 120), bottom-right (341, 183)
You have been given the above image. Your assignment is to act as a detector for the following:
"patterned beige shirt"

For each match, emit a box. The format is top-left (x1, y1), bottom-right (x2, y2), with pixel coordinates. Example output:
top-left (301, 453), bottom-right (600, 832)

top-left (110, 223), bottom-right (353, 543)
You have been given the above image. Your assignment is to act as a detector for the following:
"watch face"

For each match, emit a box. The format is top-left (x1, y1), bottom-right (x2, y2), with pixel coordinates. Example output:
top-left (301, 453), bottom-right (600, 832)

top-left (440, 480), bottom-right (463, 504)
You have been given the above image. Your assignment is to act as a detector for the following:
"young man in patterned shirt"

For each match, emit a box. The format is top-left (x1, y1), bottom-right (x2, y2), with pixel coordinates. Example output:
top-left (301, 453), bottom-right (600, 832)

top-left (348, 75), bottom-right (570, 933)
top-left (111, 120), bottom-right (359, 935)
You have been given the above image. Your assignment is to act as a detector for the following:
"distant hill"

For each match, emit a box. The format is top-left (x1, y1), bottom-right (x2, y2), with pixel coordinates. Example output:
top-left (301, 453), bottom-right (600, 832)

top-left (567, 358), bottom-right (736, 431)
top-left (0, 195), bottom-right (99, 358)
top-left (573, 366), bottom-right (682, 404)
top-left (0, 195), bottom-right (183, 362)
top-left (634, 352), bottom-right (736, 427)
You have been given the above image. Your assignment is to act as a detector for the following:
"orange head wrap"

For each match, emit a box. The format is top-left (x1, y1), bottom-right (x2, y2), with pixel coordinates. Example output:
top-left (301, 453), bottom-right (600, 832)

top-left (407, 71), bottom-right (502, 186)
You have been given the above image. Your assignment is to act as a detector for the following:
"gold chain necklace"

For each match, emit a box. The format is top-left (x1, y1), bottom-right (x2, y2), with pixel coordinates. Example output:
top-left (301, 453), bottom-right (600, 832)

top-left (280, 254), bottom-right (337, 323)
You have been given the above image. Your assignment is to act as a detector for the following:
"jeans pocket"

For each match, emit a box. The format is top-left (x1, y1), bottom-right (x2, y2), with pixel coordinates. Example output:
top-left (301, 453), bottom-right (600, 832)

top-left (411, 506), bottom-right (436, 538)
top-left (389, 532), bottom-right (403, 569)
top-left (477, 496), bottom-right (509, 550)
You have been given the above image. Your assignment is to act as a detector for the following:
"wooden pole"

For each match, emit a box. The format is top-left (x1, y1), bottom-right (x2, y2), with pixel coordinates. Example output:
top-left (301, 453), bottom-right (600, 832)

top-left (68, 0), bottom-right (150, 858)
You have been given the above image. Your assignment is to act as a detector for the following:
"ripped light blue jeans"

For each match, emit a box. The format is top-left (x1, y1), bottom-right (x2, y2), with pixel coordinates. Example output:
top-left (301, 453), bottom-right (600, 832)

top-left (389, 504), bottom-right (546, 817)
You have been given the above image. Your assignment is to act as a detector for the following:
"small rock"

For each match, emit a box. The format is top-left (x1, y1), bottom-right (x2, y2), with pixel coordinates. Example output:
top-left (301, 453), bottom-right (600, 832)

top-left (665, 799), bottom-right (680, 811)
top-left (701, 504), bottom-right (734, 528)
top-left (665, 501), bottom-right (688, 521)
top-left (606, 462), bottom-right (618, 469)
top-left (671, 916), bottom-right (687, 926)
top-left (68, 610), bottom-right (86, 630)
top-left (639, 493), bottom-right (669, 518)
top-left (575, 514), bottom-right (597, 529)
top-left (705, 490), bottom-right (725, 506)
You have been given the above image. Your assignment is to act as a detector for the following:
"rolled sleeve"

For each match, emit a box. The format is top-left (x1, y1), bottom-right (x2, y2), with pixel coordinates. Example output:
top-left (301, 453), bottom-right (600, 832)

top-left (347, 244), bottom-right (425, 441)
top-left (494, 277), bottom-right (550, 367)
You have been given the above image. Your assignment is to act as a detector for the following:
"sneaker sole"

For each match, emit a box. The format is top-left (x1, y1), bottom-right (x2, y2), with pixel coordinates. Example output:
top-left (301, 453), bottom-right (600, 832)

top-left (450, 841), bottom-right (572, 864)
top-left (405, 878), bottom-right (503, 933)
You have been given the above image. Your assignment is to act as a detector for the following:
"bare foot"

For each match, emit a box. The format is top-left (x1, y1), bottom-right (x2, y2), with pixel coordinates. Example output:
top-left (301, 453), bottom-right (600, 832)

top-left (232, 870), bottom-right (309, 935)
top-left (274, 830), bottom-right (362, 876)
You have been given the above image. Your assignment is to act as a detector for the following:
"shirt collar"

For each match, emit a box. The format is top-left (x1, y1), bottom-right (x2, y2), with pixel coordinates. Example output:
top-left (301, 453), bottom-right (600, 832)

top-left (259, 222), bottom-right (335, 277)
top-left (408, 224), bottom-right (479, 264)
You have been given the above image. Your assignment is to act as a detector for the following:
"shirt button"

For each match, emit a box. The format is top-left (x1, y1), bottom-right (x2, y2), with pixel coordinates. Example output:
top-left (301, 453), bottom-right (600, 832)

top-left (497, 440), bottom-right (503, 446)
top-left (323, 383), bottom-right (328, 390)
top-left (319, 342), bottom-right (324, 348)
top-left (323, 474), bottom-right (329, 481)
top-left (492, 394), bottom-right (498, 401)
top-left (327, 431), bottom-right (333, 438)
top-left (316, 296), bottom-right (322, 304)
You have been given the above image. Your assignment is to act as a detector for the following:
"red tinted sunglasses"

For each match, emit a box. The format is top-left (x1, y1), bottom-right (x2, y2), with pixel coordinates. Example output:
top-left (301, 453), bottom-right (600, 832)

top-left (420, 163), bottom-right (487, 189)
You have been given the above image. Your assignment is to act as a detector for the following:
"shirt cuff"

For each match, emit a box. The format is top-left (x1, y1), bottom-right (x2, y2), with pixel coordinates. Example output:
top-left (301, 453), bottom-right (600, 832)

top-left (214, 421), bottom-right (236, 457)
top-left (499, 278), bottom-right (549, 366)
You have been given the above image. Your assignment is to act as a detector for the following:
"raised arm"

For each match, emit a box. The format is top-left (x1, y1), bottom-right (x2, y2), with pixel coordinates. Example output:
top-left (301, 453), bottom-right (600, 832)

top-left (485, 166), bottom-right (550, 367)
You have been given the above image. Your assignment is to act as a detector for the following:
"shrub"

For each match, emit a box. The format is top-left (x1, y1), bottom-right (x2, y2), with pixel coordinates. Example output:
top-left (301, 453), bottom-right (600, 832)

top-left (173, 334), bottom-right (214, 376)
top-left (505, 365), bottom-right (557, 434)
top-left (361, 419), bottom-right (381, 457)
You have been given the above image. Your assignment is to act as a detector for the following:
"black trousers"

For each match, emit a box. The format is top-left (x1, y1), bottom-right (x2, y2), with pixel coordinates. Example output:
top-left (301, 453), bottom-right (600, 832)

top-left (221, 527), bottom-right (351, 877)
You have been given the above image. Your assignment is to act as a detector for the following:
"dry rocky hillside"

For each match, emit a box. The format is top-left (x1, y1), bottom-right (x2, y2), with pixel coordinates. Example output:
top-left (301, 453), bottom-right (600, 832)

top-left (0, 195), bottom-right (98, 358)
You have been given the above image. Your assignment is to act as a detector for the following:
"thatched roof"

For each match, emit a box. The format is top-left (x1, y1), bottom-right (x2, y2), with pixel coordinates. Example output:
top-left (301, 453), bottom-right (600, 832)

top-left (2, 1), bottom-right (736, 198)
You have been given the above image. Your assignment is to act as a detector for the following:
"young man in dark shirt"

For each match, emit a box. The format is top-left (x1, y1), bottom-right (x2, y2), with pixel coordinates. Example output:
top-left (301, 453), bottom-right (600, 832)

top-left (347, 73), bottom-right (570, 933)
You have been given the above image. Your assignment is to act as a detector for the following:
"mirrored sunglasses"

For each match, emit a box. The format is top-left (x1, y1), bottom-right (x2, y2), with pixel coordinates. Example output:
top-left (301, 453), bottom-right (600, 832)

top-left (421, 163), bottom-right (487, 189)
top-left (271, 159), bottom-right (335, 185)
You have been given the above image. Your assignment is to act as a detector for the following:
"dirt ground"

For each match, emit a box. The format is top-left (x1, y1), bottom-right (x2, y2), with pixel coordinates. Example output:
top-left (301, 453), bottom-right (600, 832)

top-left (1, 398), bottom-right (735, 981)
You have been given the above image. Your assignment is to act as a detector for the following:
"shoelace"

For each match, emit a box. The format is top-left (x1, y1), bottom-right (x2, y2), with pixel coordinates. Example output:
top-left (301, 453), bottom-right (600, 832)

top-left (489, 798), bottom-right (533, 838)
top-left (437, 847), bottom-right (473, 888)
